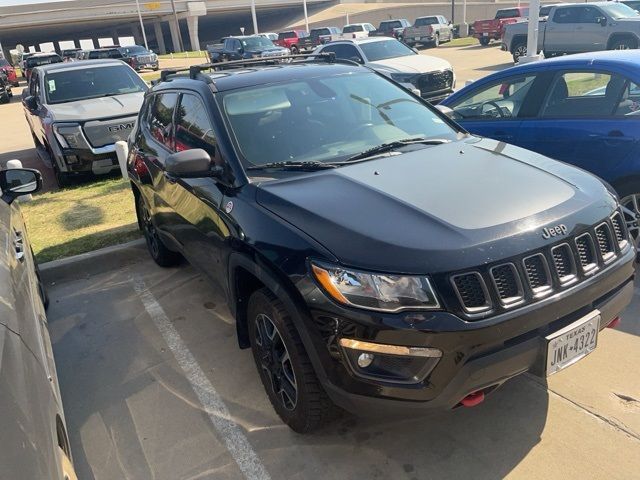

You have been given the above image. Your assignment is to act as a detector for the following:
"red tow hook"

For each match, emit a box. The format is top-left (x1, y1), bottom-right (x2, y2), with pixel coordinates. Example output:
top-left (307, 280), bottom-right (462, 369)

top-left (606, 316), bottom-right (621, 329)
top-left (460, 390), bottom-right (485, 407)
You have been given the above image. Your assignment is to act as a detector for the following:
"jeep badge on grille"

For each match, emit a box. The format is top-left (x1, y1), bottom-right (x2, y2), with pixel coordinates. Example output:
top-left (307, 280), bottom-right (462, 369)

top-left (542, 224), bottom-right (568, 239)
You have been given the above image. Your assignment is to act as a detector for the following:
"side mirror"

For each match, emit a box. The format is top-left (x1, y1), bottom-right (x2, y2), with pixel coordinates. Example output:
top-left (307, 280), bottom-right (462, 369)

top-left (436, 104), bottom-right (455, 119)
top-left (165, 149), bottom-right (218, 178)
top-left (23, 95), bottom-right (37, 111)
top-left (237, 47), bottom-right (244, 54)
top-left (21, 87), bottom-right (29, 99)
top-left (350, 56), bottom-right (364, 64)
top-left (598, 16), bottom-right (607, 26)
top-left (0, 168), bottom-right (42, 203)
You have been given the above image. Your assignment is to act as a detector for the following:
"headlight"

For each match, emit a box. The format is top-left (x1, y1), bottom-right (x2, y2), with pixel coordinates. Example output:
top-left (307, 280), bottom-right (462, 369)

top-left (390, 73), bottom-right (418, 83)
top-left (53, 123), bottom-right (88, 149)
top-left (311, 262), bottom-right (440, 312)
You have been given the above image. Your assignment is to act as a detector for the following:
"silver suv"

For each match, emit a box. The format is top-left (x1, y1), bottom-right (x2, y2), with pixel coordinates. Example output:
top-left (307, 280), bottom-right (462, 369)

top-left (22, 59), bottom-right (147, 187)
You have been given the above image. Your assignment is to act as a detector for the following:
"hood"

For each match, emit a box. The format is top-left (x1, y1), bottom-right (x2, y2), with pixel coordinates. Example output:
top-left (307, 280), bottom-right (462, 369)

top-left (255, 137), bottom-right (616, 274)
top-left (369, 54), bottom-right (452, 74)
top-left (614, 17), bottom-right (640, 24)
top-left (47, 92), bottom-right (145, 122)
top-left (247, 46), bottom-right (288, 54)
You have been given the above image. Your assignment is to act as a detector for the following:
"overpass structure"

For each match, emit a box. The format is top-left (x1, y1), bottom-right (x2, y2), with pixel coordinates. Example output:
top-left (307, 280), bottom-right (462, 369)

top-left (0, 0), bottom-right (331, 58)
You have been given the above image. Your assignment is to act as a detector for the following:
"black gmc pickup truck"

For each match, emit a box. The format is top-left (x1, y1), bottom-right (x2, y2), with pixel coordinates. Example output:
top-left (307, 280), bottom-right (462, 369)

top-left (127, 57), bottom-right (634, 433)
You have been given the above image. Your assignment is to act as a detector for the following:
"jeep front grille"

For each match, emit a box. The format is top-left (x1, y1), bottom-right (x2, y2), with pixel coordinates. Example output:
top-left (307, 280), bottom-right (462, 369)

top-left (450, 211), bottom-right (628, 319)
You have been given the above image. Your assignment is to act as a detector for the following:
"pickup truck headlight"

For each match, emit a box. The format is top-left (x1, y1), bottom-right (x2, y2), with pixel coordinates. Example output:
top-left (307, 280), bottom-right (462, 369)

top-left (311, 262), bottom-right (440, 312)
top-left (390, 73), bottom-right (418, 84)
top-left (53, 123), bottom-right (89, 149)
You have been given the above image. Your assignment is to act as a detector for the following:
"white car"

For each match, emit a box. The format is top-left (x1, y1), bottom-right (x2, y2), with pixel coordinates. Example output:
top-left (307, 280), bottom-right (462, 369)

top-left (335, 23), bottom-right (377, 39)
top-left (315, 37), bottom-right (455, 102)
top-left (259, 32), bottom-right (279, 41)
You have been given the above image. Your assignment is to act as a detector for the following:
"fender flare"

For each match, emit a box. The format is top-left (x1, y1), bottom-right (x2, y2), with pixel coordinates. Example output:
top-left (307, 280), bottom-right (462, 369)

top-left (227, 252), bottom-right (331, 383)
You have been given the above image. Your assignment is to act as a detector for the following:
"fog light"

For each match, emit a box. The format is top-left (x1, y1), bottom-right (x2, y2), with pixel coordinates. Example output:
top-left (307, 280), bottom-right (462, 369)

top-left (357, 352), bottom-right (374, 368)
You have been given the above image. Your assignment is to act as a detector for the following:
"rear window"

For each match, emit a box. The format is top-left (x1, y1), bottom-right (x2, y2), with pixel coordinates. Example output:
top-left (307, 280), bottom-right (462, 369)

top-left (311, 28), bottom-right (330, 37)
top-left (496, 8), bottom-right (522, 19)
top-left (88, 49), bottom-right (123, 59)
top-left (26, 55), bottom-right (62, 68)
top-left (415, 17), bottom-right (439, 26)
top-left (343, 25), bottom-right (364, 33)
top-left (380, 21), bottom-right (402, 30)
top-left (278, 31), bottom-right (296, 40)
top-left (44, 64), bottom-right (147, 104)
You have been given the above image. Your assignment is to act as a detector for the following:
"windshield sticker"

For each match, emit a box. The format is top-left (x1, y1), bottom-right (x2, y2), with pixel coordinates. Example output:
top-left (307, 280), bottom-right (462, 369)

top-left (48, 79), bottom-right (56, 92)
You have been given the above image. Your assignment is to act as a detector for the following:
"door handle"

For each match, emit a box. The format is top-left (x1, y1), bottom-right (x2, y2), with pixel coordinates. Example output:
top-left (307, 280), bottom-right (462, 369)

top-left (13, 229), bottom-right (25, 262)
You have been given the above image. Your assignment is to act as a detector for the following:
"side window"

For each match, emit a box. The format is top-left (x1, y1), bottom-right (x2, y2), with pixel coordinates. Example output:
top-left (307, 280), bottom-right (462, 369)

top-left (579, 6), bottom-right (602, 23)
top-left (553, 7), bottom-right (580, 23)
top-left (541, 71), bottom-right (629, 118)
top-left (450, 75), bottom-right (537, 120)
top-left (616, 81), bottom-right (640, 116)
top-left (174, 94), bottom-right (222, 164)
top-left (29, 72), bottom-right (38, 96)
top-left (322, 44), bottom-right (363, 62)
top-left (147, 93), bottom-right (178, 150)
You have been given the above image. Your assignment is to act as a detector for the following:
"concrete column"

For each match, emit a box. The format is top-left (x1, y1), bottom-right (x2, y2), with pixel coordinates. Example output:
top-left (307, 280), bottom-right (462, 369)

top-left (111, 29), bottom-right (120, 46)
top-left (91, 36), bottom-right (100, 48)
top-left (168, 19), bottom-right (183, 53)
top-left (131, 25), bottom-right (144, 46)
top-left (186, 15), bottom-right (200, 51)
top-left (73, 39), bottom-right (81, 49)
top-left (154, 21), bottom-right (166, 54)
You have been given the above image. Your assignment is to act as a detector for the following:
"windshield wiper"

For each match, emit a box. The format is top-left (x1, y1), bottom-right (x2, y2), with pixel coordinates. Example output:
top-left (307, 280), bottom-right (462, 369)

top-left (245, 160), bottom-right (337, 171)
top-left (345, 137), bottom-right (450, 162)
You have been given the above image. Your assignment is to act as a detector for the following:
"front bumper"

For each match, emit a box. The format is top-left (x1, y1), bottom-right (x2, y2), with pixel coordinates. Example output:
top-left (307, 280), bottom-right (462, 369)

top-left (56, 144), bottom-right (120, 175)
top-left (301, 246), bottom-right (634, 415)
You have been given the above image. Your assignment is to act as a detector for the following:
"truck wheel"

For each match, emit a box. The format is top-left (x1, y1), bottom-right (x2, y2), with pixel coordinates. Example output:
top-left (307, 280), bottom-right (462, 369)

top-left (479, 37), bottom-right (491, 46)
top-left (248, 288), bottom-right (336, 433)
top-left (432, 34), bottom-right (440, 48)
top-left (610, 37), bottom-right (637, 50)
top-left (137, 194), bottom-right (182, 267)
top-left (290, 45), bottom-right (299, 54)
top-left (53, 164), bottom-right (71, 189)
top-left (512, 42), bottom-right (527, 63)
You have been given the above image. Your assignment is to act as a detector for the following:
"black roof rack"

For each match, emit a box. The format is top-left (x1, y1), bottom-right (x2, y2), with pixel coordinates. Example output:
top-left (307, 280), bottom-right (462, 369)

top-left (157, 53), bottom-right (359, 84)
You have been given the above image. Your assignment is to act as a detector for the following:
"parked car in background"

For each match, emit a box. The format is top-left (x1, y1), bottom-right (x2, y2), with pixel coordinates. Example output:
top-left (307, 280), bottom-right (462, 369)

top-left (207, 36), bottom-right (289, 62)
top-left (0, 73), bottom-right (13, 103)
top-left (310, 26), bottom-right (341, 45)
top-left (21, 59), bottom-right (147, 187)
top-left (404, 15), bottom-right (454, 47)
top-left (259, 32), bottom-right (279, 41)
top-left (0, 167), bottom-right (78, 480)
top-left (128, 56), bottom-right (634, 434)
top-left (315, 37), bottom-right (455, 102)
top-left (503, 2), bottom-right (640, 63)
top-left (474, 6), bottom-right (528, 45)
top-left (60, 48), bottom-right (80, 62)
top-left (275, 30), bottom-right (313, 53)
top-left (24, 53), bottom-right (62, 81)
top-left (441, 50), bottom-right (640, 252)
top-left (337, 23), bottom-right (377, 39)
top-left (620, 0), bottom-right (640, 12)
top-left (119, 45), bottom-right (159, 71)
top-left (0, 58), bottom-right (19, 86)
top-left (86, 47), bottom-right (124, 60)
top-left (370, 19), bottom-right (411, 39)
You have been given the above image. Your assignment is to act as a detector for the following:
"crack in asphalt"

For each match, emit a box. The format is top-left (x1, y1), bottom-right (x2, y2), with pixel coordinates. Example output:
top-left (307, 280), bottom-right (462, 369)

top-left (524, 374), bottom-right (640, 443)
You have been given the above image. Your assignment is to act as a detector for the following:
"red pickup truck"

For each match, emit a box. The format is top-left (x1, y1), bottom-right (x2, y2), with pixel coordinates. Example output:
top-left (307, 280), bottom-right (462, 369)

top-left (275, 30), bottom-right (314, 54)
top-left (473, 7), bottom-right (528, 46)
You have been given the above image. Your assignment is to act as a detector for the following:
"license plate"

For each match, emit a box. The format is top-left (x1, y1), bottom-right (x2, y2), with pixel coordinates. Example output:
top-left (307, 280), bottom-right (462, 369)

top-left (483, 32), bottom-right (489, 37)
top-left (546, 311), bottom-right (600, 376)
top-left (415, 36), bottom-right (420, 41)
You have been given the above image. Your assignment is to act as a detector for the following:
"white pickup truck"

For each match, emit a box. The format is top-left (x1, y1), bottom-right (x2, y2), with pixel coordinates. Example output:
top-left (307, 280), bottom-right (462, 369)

top-left (503, 1), bottom-right (640, 62)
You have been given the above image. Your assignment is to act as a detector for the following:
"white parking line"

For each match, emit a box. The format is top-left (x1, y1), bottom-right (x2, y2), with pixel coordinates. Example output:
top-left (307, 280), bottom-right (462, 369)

top-left (132, 276), bottom-right (271, 480)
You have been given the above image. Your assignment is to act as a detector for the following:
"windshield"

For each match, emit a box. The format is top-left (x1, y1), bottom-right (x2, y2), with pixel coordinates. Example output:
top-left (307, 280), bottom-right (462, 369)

top-left (221, 71), bottom-right (458, 168)
top-left (44, 64), bottom-right (147, 104)
top-left (496, 8), bottom-right (524, 19)
top-left (121, 46), bottom-right (149, 55)
top-left (89, 49), bottom-right (122, 59)
top-left (241, 36), bottom-right (276, 49)
top-left (343, 25), bottom-right (363, 33)
top-left (601, 3), bottom-right (639, 18)
top-left (415, 17), bottom-right (438, 26)
top-left (26, 55), bottom-right (61, 68)
top-left (360, 39), bottom-right (415, 61)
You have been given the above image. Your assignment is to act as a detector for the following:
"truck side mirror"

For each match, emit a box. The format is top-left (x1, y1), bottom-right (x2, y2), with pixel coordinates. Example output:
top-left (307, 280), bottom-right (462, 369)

top-left (23, 95), bottom-right (37, 112)
top-left (598, 16), bottom-right (607, 26)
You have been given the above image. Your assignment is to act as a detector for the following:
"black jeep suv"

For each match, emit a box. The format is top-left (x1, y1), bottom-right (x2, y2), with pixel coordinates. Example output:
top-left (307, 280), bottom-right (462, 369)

top-left (127, 57), bottom-right (635, 432)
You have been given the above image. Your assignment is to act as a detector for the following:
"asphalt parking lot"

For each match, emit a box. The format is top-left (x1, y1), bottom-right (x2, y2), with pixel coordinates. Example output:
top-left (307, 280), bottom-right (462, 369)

top-left (45, 243), bottom-right (640, 480)
top-left (4, 43), bottom-right (640, 479)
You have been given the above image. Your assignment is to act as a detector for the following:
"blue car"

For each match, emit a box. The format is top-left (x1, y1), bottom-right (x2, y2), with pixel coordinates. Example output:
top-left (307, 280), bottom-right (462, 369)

top-left (441, 50), bottom-right (640, 251)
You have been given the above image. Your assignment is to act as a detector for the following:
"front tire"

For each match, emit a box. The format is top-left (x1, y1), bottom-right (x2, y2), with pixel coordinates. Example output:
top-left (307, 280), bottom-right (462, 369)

top-left (53, 164), bottom-right (71, 188)
top-left (432, 34), bottom-right (440, 48)
top-left (619, 193), bottom-right (640, 259)
top-left (609, 36), bottom-right (637, 50)
top-left (290, 45), bottom-right (299, 55)
top-left (137, 194), bottom-right (181, 267)
top-left (512, 42), bottom-right (527, 63)
top-left (479, 37), bottom-right (490, 46)
top-left (247, 288), bottom-right (335, 433)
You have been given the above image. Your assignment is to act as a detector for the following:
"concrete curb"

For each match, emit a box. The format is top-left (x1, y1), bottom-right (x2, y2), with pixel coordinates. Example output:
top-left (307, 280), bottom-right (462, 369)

top-left (40, 238), bottom-right (147, 285)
